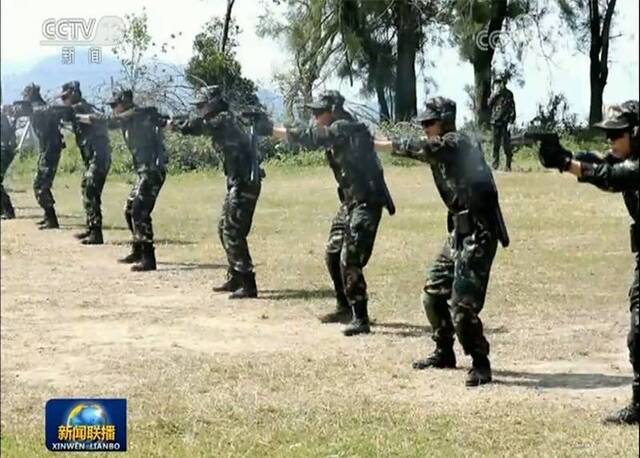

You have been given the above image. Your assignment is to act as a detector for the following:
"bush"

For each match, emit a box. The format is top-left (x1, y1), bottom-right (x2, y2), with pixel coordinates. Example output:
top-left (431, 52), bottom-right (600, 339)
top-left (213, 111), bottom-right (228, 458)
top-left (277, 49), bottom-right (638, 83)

top-left (9, 122), bottom-right (610, 178)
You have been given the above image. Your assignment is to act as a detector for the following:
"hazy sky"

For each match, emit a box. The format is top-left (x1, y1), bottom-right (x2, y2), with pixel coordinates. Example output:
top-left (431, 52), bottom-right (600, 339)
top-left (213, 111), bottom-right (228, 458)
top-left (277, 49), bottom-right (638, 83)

top-left (1, 0), bottom-right (638, 123)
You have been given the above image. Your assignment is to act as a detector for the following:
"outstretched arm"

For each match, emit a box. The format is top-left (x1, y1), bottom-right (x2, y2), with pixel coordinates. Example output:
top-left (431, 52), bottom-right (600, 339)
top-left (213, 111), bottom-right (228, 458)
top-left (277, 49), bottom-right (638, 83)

top-left (172, 117), bottom-right (207, 136)
top-left (375, 135), bottom-right (429, 162)
top-left (575, 156), bottom-right (639, 192)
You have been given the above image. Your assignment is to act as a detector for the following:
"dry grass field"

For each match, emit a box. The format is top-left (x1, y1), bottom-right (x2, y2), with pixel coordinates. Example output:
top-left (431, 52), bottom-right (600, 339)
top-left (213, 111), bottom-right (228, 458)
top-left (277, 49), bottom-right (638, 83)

top-left (1, 165), bottom-right (639, 456)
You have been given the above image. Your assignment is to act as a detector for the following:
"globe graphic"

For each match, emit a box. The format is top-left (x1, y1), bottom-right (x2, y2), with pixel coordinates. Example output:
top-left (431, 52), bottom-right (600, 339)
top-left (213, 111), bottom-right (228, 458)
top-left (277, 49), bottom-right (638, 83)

top-left (67, 404), bottom-right (109, 428)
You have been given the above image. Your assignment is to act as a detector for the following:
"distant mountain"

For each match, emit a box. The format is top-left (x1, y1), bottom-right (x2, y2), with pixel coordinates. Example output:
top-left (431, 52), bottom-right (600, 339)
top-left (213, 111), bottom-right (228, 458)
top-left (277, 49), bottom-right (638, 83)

top-left (1, 54), bottom-right (121, 102)
top-left (2, 55), bottom-right (285, 119)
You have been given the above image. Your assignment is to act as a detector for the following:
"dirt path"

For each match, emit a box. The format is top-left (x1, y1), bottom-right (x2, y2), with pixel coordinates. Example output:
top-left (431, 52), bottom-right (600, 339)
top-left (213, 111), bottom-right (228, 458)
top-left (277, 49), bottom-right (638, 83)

top-left (1, 209), bottom-right (633, 411)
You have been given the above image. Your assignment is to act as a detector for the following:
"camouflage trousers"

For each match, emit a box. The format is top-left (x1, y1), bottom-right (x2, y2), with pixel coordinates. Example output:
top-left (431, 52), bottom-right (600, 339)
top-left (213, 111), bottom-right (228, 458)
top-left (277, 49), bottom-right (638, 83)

top-left (218, 181), bottom-right (261, 274)
top-left (124, 168), bottom-right (166, 243)
top-left (422, 228), bottom-right (498, 356)
top-left (326, 202), bottom-right (382, 311)
top-left (1, 145), bottom-right (16, 213)
top-left (628, 255), bottom-right (640, 388)
top-left (80, 139), bottom-right (111, 229)
top-left (492, 123), bottom-right (512, 168)
top-left (33, 146), bottom-right (62, 210)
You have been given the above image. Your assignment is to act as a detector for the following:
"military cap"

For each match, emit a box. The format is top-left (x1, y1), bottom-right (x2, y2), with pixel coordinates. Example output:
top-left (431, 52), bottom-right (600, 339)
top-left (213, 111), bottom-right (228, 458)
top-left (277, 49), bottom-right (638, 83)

top-left (414, 96), bottom-right (457, 123)
top-left (107, 89), bottom-right (133, 106)
top-left (192, 85), bottom-right (224, 105)
top-left (22, 83), bottom-right (45, 103)
top-left (192, 85), bottom-right (229, 117)
top-left (304, 90), bottom-right (345, 112)
top-left (59, 81), bottom-right (81, 99)
top-left (594, 100), bottom-right (639, 130)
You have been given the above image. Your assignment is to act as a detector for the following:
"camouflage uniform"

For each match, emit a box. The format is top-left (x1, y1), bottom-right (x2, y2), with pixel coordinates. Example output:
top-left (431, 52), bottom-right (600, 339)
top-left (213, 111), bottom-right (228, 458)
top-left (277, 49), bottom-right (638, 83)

top-left (288, 93), bottom-right (394, 334)
top-left (113, 107), bottom-right (167, 245)
top-left (88, 91), bottom-right (167, 270)
top-left (488, 84), bottom-right (516, 170)
top-left (393, 97), bottom-right (508, 384)
top-left (176, 88), bottom-right (262, 298)
top-left (540, 101), bottom-right (639, 423)
top-left (60, 82), bottom-right (112, 242)
top-left (1, 109), bottom-right (17, 218)
top-left (23, 86), bottom-right (71, 228)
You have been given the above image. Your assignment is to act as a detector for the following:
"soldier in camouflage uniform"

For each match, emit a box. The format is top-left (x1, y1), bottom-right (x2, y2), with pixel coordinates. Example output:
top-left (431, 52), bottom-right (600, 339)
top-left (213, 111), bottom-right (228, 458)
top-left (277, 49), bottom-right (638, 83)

top-left (381, 97), bottom-right (509, 386)
top-left (78, 89), bottom-right (167, 271)
top-left (1, 104), bottom-right (18, 219)
top-left (275, 90), bottom-right (395, 336)
top-left (59, 81), bottom-right (112, 244)
top-left (488, 78), bottom-right (516, 171)
top-left (19, 83), bottom-right (69, 229)
top-left (537, 101), bottom-right (639, 424)
top-left (171, 86), bottom-right (262, 299)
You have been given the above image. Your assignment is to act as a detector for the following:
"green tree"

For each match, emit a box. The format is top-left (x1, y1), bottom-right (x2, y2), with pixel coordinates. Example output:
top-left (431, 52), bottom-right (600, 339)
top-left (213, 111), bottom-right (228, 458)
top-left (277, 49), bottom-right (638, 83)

top-left (261, 0), bottom-right (441, 121)
top-left (258, 0), bottom-right (341, 121)
top-left (110, 8), bottom-right (189, 112)
top-left (186, 16), bottom-right (260, 108)
top-left (558, 0), bottom-right (618, 125)
top-left (449, 0), bottom-right (531, 126)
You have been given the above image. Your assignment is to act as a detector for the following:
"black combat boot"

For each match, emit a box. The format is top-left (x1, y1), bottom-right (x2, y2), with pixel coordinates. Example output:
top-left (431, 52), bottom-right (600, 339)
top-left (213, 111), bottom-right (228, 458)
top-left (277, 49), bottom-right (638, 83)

top-left (1, 198), bottom-right (15, 219)
top-left (229, 272), bottom-right (258, 299)
top-left (505, 156), bottom-right (512, 172)
top-left (319, 294), bottom-right (352, 323)
top-left (213, 269), bottom-right (242, 292)
top-left (39, 207), bottom-right (59, 229)
top-left (118, 242), bottom-right (142, 264)
top-left (603, 384), bottom-right (640, 425)
top-left (412, 345), bottom-right (456, 370)
top-left (36, 212), bottom-right (48, 226)
top-left (320, 254), bottom-right (352, 323)
top-left (131, 243), bottom-right (156, 272)
top-left (73, 228), bottom-right (91, 239)
top-left (1, 207), bottom-right (15, 219)
top-left (81, 227), bottom-right (104, 245)
top-left (342, 301), bottom-right (370, 336)
top-left (465, 354), bottom-right (492, 387)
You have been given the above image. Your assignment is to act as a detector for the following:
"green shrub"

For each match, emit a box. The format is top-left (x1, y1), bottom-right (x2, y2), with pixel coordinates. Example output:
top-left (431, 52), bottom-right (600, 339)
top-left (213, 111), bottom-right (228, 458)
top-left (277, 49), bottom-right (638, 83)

top-left (8, 124), bottom-right (611, 177)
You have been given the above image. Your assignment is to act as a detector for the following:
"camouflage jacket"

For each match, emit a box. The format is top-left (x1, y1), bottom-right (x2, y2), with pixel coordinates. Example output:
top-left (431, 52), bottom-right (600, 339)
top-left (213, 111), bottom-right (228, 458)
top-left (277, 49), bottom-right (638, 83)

top-left (488, 88), bottom-right (516, 125)
top-left (177, 111), bottom-right (259, 186)
top-left (287, 119), bottom-right (388, 207)
top-left (1, 111), bottom-right (17, 150)
top-left (577, 151), bottom-right (639, 225)
top-left (28, 103), bottom-right (69, 154)
top-left (69, 99), bottom-right (110, 162)
top-left (394, 130), bottom-right (503, 232)
top-left (96, 106), bottom-right (167, 173)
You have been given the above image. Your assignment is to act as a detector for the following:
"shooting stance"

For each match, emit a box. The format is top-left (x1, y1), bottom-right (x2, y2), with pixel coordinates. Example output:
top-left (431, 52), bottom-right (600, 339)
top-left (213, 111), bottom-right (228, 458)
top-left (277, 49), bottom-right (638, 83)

top-left (537, 101), bottom-right (640, 424)
top-left (171, 86), bottom-right (264, 299)
top-left (273, 90), bottom-right (395, 336)
top-left (376, 96), bottom-right (509, 386)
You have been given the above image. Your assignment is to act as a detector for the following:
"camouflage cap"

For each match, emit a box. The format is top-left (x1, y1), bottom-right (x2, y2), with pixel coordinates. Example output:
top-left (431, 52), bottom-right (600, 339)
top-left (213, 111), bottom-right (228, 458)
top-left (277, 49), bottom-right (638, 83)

top-left (192, 85), bottom-right (224, 105)
top-left (304, 90), bottom-right (345, 112)
top-left (415, 96), bottom-right (456, 124)
top-left (22, 83), bottom-right (45, 103)
top-left (594, 100), bottom-right (639, 130)
top-left (59, 81), bottom-right (81, 99)
top-left (107, 89), bottom-right (133, 106)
